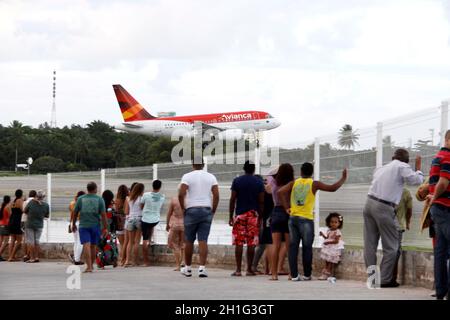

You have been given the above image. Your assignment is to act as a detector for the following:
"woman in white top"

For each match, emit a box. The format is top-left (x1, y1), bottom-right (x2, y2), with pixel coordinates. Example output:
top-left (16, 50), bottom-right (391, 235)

top-left (124, 183), bottom-right (144, 267)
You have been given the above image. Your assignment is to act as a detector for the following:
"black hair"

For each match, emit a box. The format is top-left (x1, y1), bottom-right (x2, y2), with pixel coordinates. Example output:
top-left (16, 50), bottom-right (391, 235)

top-left (0, 195), bottom-right (11, 220)
top-left (392, 148), bottom-right (409, 164)
top-left (325, 212), bottom-right (343, 229)
top-left (76, 190), bottom-right (85, 199)
top-left (28, 190), bottom-right (37, 198)
top-left (15, 189), bottom-right (23, 199)
top-left (301, 162), bottom-right (314, 177)
top-left (102, 190), bottom-right (115, 208)
top-left (152, 180), bottom-right (162, 190)
top-left (243, 160), bottom-right (255, 174)
top-left (116, 184), bottom-right (129, 201)
top-left (87, 182), bottom-right (97, 193)
top-left (275, 163), bottom-right (294, 186)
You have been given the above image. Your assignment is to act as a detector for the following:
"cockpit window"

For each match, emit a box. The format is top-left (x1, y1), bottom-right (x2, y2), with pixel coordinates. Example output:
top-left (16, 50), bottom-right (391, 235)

top-left (265, 114), bottom-right (273, 119)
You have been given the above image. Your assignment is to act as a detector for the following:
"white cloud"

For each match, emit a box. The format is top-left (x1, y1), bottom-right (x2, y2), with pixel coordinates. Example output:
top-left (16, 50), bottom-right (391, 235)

top-left (0, 0), bottom-right (449, 149)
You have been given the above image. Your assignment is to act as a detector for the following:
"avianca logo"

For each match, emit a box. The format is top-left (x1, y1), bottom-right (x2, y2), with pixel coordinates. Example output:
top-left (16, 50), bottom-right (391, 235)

top-left (220, 113), bottom-right (253, 122)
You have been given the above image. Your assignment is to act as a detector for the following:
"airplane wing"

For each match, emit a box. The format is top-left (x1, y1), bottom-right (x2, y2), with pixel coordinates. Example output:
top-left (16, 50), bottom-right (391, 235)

top-left (193, 121), bottom-right (225, 132)
top-left (121, 122), bottom-right (143, 129)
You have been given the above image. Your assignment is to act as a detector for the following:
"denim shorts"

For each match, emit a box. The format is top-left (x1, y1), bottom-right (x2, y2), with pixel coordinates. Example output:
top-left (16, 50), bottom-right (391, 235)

top-left (25, 228), bottom-right (43, 245)
top-left (184, 207), bottom-right (213, 243)
top-left (270, 206), bottom-right (290, 234)
top-left (125, 216), bottom-right (142, 231)
top-left (79, 226), bottom-right (101, 245)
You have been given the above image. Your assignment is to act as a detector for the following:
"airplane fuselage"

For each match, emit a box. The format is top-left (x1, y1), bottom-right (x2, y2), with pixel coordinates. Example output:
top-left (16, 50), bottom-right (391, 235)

top-left (115, 111), bottom-right (280, 137)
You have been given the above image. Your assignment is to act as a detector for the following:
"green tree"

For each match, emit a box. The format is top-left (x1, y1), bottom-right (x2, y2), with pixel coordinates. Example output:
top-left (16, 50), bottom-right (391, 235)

top-left (32, 156), bottom-right (65, 173)
top-left (338, 124), bottom-right (360, 150)
top-left (8, 120), bottom-right (30, 171)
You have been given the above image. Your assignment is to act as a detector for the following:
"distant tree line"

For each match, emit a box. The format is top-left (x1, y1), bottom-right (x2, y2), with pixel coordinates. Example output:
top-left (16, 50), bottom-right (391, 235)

top-left (0, 120), bottom-right (177, 173)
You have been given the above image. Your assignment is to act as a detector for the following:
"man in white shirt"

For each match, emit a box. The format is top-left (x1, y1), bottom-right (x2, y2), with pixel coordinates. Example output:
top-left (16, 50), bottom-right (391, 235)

top-left (178, 162), bottom-right (219, 278)
top-left (364, 148), bottom-right (423, 288)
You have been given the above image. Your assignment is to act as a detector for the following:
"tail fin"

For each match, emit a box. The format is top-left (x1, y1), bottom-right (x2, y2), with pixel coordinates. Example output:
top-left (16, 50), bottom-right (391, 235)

top-left (113, 84), bottom-right (156, 122)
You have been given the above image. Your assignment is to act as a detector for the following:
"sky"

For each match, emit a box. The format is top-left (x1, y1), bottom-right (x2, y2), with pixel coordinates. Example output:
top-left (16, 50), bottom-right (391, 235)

top-left (1, 0), bottom-right (450, 147)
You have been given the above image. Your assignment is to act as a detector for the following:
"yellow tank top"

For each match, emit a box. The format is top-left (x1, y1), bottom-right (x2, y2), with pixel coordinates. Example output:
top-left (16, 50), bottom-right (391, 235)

top-left (290, 178), bottom-right (315, 220)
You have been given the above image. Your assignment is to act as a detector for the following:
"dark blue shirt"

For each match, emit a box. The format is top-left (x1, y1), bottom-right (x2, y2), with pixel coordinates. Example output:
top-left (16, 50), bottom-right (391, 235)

top-left (231, 174), bottom-right (265, 215)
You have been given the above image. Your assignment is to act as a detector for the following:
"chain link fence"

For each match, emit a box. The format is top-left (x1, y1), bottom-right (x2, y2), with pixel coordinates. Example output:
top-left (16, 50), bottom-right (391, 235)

top-left (0, 101), bottom-right (448, 248)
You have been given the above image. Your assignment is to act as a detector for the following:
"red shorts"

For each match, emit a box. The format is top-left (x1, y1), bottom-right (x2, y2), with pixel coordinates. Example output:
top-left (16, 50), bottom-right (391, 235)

top-left (232, 210), bottom-right (259, 246)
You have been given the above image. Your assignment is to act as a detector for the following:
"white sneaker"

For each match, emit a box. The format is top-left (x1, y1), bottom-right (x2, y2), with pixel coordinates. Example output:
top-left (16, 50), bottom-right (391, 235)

top-left (181, 267), bottom-right (192, 277)
top-left (291, 275), bottom-right (301, 281)
top-left (300, 275), bottom-right (312, 281)
top-left (198, 267), bottom-right (208, 278)
top-left (327, 277), bottom-right (337, 284)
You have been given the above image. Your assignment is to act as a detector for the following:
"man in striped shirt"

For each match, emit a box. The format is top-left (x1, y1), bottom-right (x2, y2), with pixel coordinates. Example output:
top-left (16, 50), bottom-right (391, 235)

top-left (429, 129), bottom-right (450, 300)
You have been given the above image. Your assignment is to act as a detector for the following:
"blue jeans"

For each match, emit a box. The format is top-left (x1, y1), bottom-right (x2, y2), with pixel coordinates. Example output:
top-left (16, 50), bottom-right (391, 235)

top-left (430, 204), bottom-right (450, 299)
top-left (184, 207), bottom-right (213, 243)
top-left (288, 216), bottom-right (314, 278)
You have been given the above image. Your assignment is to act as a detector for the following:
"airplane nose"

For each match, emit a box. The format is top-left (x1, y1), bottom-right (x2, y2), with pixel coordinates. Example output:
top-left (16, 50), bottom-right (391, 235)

top-left (273, 119), bottom-right (281, 128)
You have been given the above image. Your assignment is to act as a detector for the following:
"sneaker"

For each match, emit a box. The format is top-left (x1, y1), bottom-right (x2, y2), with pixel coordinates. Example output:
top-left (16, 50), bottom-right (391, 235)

top-left (0, 256), bottom-right (5, 262)
top-left (290, 275), bottom-right (301, 281)
top-left (327, 277), bottom-right (337, 284)
top-left (181, 266), bottom-right (192, 277)
top-left (74, 261), bottom-right (85, 266)
top-left (300, 275), bottom-right (312, 281)
top-left (68, 253), bottom-right (75, 264)
top-left (198, 267), bottom-right (208, 278)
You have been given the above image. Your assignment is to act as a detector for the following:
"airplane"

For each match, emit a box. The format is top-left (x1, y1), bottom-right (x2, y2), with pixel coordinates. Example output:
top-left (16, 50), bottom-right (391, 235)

top-left (112, 84), bottom-right (281, 146)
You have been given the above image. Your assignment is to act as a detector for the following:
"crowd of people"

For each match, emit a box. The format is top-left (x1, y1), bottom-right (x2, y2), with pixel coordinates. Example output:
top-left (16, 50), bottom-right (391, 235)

top-left (1, 138), bottom-right (449, 299)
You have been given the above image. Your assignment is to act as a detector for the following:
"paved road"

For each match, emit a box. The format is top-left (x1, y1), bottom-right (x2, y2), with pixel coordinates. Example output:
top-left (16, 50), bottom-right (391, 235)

top-left (0, 262), bottom-right (433, 300)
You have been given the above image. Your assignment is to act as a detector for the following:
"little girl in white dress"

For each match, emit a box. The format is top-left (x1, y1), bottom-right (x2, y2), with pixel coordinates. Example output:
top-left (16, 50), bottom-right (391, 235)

top-left (319, 212), bottom-right (344, 280)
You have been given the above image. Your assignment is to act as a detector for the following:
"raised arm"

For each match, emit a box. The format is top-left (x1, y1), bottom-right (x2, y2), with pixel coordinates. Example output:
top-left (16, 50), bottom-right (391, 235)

top-left (277, 181), bottom-right (294, 212)
top-left (401, 157), bottom-right (424, 186)
top-left (312, 168), bottom-right (347, 194)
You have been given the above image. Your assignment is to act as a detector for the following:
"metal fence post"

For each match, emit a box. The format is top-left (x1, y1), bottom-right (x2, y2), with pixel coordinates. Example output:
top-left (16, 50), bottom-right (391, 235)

top-left (376, 122), bottom-right (383, 168)
top-left (47, 173), bottom-right (52, 243)
top-left (440, 101), bottom-right (449, 147)
top-left (203, 156), bottom-right (208, 172)
top-left (100, 169), bottom-right (106, 193)
top-left (314, 138), bottom-right (320, 244)
top-left (255, 143), bottom-right (261, 175)
top-left (153, 163), bottom-right (158, 180)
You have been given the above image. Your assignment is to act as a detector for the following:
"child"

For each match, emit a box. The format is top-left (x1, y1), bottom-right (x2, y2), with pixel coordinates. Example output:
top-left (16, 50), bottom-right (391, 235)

top-left (319, 212), bottom-right (344, 281)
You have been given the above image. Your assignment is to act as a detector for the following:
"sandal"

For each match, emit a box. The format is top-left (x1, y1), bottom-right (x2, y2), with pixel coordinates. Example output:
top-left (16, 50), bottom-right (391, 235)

top-left (318, 273), bottom-right (328, 280)
top-left (26, 259), bottom-right (38, 263)
top-left (231, 271), bottom-right (242, 276)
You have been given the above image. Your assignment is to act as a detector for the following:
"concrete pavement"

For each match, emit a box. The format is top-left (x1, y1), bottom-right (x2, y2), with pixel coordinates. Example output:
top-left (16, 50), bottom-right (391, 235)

top-left (0, 261), bottom-right (434, 300)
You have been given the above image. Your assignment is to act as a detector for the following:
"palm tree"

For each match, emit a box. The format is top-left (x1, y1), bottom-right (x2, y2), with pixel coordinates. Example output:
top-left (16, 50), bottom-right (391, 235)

top-left (8, 120), bottom-right (30, 171)
top-left (338, 124), bottom-right (360, 150)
